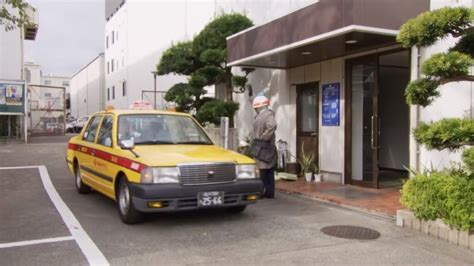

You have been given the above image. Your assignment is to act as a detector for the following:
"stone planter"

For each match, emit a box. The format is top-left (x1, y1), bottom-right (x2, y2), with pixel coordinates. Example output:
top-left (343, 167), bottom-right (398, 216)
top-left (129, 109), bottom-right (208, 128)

top-left (396, 209), bottom-right (474, 250)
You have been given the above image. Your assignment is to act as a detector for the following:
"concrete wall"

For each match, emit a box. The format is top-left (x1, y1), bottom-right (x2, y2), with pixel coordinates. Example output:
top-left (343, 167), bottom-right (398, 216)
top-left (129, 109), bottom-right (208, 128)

top-left (70, 54), bottom-right (105, 119)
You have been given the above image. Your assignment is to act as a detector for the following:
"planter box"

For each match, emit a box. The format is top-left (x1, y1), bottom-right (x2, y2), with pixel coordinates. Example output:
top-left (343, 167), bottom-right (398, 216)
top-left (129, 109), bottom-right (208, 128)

top-left (396, 209), bottom-right (474, 250)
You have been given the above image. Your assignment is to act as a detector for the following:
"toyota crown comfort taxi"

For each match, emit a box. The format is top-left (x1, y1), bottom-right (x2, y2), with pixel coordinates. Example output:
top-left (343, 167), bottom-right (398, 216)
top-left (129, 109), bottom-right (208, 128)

top-left (66, 109), bottom-right (263, 224)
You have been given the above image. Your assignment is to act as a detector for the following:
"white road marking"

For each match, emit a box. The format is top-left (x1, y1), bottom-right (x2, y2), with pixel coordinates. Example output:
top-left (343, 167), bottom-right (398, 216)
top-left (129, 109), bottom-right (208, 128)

top-left (0, 236), bottom-right (74, 249)
top-left (0, 166), bottom-right (42, 170)
top-left (0, 166), bottom-right (109, 266)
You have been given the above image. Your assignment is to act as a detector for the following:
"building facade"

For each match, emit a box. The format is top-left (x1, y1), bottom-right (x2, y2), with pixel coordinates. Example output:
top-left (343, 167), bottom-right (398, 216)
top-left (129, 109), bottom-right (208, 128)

top-left (70, 54), bottom-right (105, 119)
top-left (0, 2), bottom-right (38, 140)
top-left (227, 0), bottom-right (474, 188)
top-left (103, 0), bottom-right (314, 110)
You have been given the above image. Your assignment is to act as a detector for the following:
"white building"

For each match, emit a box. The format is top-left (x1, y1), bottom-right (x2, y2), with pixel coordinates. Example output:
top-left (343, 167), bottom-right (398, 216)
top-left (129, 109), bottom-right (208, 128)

top-left (227, 0), bottom-right (474, 188)
top-left (102, 0), bottom-right (472, 189)
top-left (24, 61), bottom-right (41, 85)
top-left (105, 0), bottom-right (215, 109)
top-left (70, 54), bottom-right (105, 119)
top-left (0, 2), bottom-right (38, 140)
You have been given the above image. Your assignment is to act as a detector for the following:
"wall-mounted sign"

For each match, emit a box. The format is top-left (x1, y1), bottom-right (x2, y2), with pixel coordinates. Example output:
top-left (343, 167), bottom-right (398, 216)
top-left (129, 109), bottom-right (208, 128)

top-left (0, 82), bottom-right (26, 114)
top-left (322, 82), bottom-right (340, 126)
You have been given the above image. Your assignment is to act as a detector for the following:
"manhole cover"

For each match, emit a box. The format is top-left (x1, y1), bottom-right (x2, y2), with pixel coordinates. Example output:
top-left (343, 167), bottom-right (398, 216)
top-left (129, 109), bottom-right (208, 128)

top-left (321, 225), bottom-right (380, 240)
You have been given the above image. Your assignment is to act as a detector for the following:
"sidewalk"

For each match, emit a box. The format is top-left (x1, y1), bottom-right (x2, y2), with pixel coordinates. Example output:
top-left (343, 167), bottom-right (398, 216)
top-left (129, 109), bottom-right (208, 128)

top-left (276, 180), bottom-right (402, 219)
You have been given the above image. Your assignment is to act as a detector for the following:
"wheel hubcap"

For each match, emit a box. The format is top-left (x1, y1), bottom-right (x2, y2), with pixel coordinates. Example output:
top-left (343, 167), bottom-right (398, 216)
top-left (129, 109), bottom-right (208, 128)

top-left (119, 184), bottom-right (130, 214)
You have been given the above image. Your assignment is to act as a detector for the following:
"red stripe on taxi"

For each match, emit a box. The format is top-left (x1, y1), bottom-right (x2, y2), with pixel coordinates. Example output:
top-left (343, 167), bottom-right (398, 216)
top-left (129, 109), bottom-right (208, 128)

top-left (68, 143), bottom-right (146, 173)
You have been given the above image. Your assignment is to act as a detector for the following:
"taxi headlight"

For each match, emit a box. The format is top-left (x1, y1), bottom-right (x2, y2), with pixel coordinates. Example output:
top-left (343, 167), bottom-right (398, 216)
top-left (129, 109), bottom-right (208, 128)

top-left (236, 164), bottom-right (259, 179)
top-left (140, 167), bottom-right (179, 184)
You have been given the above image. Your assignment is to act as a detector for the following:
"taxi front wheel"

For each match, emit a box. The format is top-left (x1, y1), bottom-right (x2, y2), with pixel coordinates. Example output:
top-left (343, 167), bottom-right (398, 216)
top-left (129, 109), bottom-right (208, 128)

top-left (75, 164), bottom-right (91, 194)
top-left (117, 178), bottom-right (143, 224)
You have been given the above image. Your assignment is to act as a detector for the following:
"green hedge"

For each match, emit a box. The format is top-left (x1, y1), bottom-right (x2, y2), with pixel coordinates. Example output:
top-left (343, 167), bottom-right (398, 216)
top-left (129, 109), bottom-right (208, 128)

top-left (401, 172), bottom-right (474, 231)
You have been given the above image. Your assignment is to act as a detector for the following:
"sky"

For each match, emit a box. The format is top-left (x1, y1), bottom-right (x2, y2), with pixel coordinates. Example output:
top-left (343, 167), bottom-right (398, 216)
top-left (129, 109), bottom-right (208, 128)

top-left (24, 0), bottom-right (105, 77)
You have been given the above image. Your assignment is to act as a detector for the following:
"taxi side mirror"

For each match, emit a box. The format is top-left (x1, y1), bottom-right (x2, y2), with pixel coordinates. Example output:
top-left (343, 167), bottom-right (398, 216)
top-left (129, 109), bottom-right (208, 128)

top-left (119, 139), bottom-right (135, 150)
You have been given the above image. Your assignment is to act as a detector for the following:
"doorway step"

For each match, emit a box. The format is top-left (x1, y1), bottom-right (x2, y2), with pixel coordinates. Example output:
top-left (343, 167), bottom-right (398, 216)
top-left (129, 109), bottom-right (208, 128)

top-left (276, 180), bottom-right (402, 220)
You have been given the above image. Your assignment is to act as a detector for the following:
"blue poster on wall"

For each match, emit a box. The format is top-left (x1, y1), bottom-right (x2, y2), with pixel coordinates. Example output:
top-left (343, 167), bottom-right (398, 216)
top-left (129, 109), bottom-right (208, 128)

top-left (322, 83), bottom-right (340, 126)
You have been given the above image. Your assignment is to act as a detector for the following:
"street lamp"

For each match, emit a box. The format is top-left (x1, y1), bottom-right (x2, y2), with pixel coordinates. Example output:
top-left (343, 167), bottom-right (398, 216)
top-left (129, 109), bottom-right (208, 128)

top-left (151, 71), bottom-right (158, 110)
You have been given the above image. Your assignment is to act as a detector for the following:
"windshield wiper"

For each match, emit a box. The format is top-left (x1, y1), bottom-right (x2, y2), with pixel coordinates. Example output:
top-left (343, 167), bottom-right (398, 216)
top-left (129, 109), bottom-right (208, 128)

top-left (175, 141), bottom-right (212, 145)
top-left (135, 140), bottom-right (175, 145)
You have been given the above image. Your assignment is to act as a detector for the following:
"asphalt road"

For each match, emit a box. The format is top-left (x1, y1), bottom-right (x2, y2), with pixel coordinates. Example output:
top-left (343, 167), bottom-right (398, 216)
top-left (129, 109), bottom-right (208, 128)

top-left (0, 136), bottom-right (473, 265)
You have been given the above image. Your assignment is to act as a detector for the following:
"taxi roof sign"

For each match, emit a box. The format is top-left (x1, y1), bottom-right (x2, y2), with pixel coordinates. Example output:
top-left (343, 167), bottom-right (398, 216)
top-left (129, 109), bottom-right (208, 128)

top-left (130, 100), bottom-right (153, 110)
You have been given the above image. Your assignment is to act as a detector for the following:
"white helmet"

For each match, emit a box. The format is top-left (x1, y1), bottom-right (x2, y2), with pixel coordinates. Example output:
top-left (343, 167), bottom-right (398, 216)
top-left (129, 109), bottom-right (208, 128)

top-left (252, 94), bottom-right (270, 109)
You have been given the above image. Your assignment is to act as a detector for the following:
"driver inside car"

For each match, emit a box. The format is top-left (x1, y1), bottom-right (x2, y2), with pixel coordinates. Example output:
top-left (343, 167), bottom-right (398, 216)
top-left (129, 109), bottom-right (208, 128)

top-left (118, 118), bottom-right (141, 141)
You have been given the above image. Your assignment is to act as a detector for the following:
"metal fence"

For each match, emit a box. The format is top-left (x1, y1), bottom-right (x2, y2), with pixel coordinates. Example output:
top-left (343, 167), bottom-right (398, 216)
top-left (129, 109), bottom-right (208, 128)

top-left (28, 85), bottom-right (66, 136)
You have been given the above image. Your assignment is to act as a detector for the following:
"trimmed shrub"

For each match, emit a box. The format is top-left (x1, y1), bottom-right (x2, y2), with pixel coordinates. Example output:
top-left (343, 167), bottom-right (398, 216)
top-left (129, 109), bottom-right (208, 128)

top-left (413, 118), bottom-right (474, 151)
top-left (463, 147), bottom-right (474, 174)
top-left (401, 172), bottom-right (474, 231)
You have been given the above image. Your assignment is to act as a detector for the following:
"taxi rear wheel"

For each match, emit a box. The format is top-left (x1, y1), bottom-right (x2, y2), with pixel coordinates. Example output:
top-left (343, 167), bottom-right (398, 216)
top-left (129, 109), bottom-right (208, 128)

top-left (117, 178), bottom-right (143, 224)
top-left (75, 164), bottom-right (91, 194)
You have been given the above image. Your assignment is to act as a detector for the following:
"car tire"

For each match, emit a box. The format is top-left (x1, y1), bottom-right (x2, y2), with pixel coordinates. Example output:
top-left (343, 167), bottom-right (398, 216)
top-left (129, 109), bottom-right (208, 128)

top-left (227, 205), bottom-right (247, 214)
top-left (75, 164), bottom-right (91, 194)
top-left (117, 178), bottom-right (143, 224)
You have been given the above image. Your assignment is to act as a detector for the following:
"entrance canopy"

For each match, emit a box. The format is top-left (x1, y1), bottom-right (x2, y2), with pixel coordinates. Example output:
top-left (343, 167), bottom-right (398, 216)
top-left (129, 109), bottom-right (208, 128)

top-left (226, 0), bottom-right (429, 69)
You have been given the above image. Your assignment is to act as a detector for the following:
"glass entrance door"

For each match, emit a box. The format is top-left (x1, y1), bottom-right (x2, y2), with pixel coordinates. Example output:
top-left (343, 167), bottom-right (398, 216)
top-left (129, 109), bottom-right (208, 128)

top-left (350, 58), bottom-right (379, 187)
top-left (297, 82), bottom-right (319, 168)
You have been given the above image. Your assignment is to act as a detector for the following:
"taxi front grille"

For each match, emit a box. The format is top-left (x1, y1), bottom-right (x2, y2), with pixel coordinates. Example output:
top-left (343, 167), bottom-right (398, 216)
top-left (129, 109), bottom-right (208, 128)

top-left (178, 163), bottom-right (236, 185)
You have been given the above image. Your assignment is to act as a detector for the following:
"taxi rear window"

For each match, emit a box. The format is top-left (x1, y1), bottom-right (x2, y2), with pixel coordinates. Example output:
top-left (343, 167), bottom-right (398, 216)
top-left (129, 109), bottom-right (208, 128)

top-left (117, 114), bottom-right (212, 145)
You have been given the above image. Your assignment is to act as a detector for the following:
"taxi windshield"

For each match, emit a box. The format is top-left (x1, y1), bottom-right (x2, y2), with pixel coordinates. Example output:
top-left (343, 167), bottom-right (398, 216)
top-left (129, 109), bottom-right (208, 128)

top-left (118, 114), bottom-right (212, 145)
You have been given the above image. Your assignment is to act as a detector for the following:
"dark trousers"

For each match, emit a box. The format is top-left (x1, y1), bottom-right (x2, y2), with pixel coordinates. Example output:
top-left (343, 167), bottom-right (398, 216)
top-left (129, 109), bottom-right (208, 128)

top-left (260, 168), bottom-right (275, 198)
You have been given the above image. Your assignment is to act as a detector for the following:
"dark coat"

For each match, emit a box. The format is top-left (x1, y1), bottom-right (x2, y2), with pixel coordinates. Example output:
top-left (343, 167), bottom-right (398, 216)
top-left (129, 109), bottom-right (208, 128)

top-left (253, 108), bottom-right (277, 169)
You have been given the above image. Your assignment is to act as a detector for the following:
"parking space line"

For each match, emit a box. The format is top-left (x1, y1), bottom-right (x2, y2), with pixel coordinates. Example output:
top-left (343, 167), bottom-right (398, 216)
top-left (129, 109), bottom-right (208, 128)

top-left (0, 166), bottom-right (109, 266)
top-left (0, 236), bottom-right (74, 249)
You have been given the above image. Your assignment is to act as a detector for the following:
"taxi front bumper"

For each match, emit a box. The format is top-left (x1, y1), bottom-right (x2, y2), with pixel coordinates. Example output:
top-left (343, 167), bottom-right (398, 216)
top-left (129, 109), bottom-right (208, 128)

top-left (128, 180), bottom-right (263, 213)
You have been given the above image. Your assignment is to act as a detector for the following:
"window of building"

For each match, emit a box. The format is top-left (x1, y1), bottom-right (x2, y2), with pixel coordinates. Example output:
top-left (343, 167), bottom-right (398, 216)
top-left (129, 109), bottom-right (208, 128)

top-left (122, 81), bottom-right (126, 96)
top-left (112, 31), bottom-right (115, 45)
top-left (44, 80), bottom-right (51, 86)
top-left (107, 62), bottom-right (110, 74)
top-left (116, 31), bottom-right (118, 42)
top-left (106, 36), bottom-right (109, 49)
top-left (62, 81), bottom-right (69, 86)
top-left (122, 56), bottom-right (124, 67)
top-left (107, 88), bottom-right (110, 101)
top-left (112, 86), bottom-right (115, 99)
top-left (111, 59), bottom-right (114, 72)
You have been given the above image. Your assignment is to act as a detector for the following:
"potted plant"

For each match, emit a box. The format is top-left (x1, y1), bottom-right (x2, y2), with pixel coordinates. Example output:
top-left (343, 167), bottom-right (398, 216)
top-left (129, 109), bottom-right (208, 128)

top-left (312, 163), bottom-right (321, 182)
top-left (299, 144), bottom-right (314, 182)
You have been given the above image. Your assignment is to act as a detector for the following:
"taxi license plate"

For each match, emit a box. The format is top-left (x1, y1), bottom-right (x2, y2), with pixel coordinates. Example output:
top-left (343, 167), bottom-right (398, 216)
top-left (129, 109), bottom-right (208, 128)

top-left (198, 191), bottom-right (224, 207)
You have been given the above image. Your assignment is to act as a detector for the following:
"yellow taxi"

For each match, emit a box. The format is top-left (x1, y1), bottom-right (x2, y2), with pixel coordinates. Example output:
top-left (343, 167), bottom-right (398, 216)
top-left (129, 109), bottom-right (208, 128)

top-left (66, 108), bottom-right (262, 224)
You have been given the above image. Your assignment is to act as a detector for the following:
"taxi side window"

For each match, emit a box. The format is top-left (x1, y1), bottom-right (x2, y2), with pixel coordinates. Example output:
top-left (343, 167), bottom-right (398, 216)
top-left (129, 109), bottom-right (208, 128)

top-left (97, 116), bottom-right (113, 147)
top-left (83, 116), bottom-right (102, 143)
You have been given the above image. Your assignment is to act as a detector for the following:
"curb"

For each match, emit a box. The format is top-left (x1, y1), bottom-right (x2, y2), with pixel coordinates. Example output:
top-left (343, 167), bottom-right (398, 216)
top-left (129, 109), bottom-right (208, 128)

top-left (276, 187), bottom-right (396, 221)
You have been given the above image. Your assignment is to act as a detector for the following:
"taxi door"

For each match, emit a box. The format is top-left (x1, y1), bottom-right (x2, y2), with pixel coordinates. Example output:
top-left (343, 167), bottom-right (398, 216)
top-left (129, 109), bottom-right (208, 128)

top-left (93, 114), bottom-right (116, 198)
top-left (77, 115), bottom-right (103, 188)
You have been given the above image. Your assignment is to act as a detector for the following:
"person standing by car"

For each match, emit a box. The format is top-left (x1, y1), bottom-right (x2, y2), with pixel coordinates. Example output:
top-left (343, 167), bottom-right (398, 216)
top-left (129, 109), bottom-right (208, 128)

top-left (251, 92), bottom-right (277, 198)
